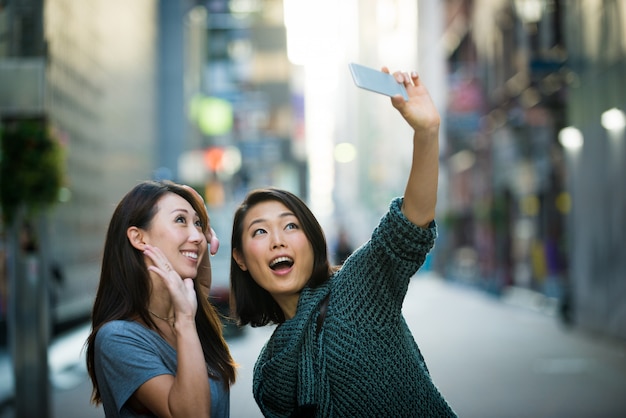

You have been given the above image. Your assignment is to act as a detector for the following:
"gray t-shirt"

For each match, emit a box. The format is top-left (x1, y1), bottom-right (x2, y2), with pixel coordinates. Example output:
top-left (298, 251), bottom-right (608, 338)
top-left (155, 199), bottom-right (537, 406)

top-left (94, 320), bottom-right (229, 417)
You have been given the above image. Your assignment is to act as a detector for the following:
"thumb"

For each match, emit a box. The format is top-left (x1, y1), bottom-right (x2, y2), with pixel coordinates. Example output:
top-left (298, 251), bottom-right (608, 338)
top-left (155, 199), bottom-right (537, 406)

top-left (183, 277), bottom-right (195, 290)
top-left (390, 94), bottom-right (406, 109)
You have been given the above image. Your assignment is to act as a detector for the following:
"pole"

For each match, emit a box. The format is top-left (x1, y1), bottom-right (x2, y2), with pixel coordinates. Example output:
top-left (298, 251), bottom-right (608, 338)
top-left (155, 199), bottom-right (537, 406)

top-left (4, 1), bottom-right (51, 413)
top-left (8, 210), bottom-right (51, 417)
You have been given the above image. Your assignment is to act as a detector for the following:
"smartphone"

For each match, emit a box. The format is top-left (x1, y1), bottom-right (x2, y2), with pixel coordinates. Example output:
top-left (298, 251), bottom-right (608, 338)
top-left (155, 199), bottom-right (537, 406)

top-left (348, 63), bottom-right (409, 101)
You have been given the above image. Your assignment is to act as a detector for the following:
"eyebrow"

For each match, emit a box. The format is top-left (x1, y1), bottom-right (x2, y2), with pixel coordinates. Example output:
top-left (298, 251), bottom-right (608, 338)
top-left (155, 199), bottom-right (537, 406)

top-left (170, 208), bottom-right (198, 217)
top-left (247, 211), bottom-right (295, 229)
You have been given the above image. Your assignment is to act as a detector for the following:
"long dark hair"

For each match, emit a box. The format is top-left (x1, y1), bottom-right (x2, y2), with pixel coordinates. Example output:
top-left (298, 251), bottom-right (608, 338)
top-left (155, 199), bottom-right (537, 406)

top-left (86, 180), bottom-right (236, 405)
top-left (230, 188), bottom-right (334, 326)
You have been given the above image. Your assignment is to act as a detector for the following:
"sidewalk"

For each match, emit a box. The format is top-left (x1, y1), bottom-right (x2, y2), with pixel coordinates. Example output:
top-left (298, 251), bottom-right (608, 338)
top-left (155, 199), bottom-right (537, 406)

top-left (2, 274), bottom-right (625, 417)
top-left (0, 323), bottom-right (104, 418)
top-left (404, 275), bottom-right (626, 417)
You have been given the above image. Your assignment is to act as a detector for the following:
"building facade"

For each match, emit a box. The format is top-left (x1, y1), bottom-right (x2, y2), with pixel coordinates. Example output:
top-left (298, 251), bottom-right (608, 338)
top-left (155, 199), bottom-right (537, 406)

top-left (440, 0), bottom-right (626, 341)
top-left (1, 0), bottom-right (160, 329)
top-left (562, 1), bottom-right (626, 340)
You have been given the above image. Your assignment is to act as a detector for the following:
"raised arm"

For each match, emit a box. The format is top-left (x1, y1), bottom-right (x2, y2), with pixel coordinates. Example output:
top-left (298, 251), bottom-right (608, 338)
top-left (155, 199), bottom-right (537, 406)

top-left (384, 67), bottom-right (440, 228)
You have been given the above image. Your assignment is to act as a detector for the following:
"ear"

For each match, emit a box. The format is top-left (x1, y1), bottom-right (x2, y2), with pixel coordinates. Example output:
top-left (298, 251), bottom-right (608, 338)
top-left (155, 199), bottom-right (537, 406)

top-left (127, 226), bottom-right (146, 251)
top-left (232, 249), bottom-right (248, 271)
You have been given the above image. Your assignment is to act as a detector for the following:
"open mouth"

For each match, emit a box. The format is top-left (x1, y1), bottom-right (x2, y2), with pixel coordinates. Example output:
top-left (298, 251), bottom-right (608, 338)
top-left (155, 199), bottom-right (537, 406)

top-left (270, 256), bottom-right (294, 270)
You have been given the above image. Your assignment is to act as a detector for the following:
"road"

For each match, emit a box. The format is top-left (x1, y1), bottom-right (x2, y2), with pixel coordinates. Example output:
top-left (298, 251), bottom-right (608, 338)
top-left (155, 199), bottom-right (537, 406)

top-left (1, 273), bottom-right (625, 417)
top-left (406, 276), bottom-right (626, 417)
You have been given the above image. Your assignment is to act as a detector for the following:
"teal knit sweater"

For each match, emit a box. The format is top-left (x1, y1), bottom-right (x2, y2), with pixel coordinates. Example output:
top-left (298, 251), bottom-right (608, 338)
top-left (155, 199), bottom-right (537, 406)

top-left (253, 197), bottom-right (457, 417)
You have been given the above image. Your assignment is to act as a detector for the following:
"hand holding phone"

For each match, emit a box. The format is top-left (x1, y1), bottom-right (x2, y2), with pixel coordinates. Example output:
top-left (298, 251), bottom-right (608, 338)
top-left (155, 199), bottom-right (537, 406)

top-left (349, 63), bottom-right (409, 101)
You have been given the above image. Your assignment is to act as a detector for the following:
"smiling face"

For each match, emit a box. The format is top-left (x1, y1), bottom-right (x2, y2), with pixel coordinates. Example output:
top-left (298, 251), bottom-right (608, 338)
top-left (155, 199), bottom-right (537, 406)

top-left (233, 200), bottom-right (314, 316)
top-left (139, 193), bottom-right (207, 280)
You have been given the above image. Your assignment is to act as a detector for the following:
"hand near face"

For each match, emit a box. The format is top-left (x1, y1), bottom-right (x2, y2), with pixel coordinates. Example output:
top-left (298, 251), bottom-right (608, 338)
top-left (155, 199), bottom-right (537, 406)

top-left (144, 244), bottom-right (197, 319)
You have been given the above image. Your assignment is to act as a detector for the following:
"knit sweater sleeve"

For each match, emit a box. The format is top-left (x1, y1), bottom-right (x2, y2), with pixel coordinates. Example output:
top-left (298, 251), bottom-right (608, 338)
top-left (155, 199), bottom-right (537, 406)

top-left (330, 197), bottom-right (437, 325)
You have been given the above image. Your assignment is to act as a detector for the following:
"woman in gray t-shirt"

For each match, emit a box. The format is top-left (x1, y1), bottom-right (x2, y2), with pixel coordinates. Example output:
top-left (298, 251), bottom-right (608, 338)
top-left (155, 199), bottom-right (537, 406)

top-left (86, 181), bottom-right (236, 417)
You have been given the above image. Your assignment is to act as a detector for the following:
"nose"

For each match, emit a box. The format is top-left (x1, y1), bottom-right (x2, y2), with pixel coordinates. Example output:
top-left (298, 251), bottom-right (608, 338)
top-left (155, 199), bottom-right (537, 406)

top-left (271, 231), bottom-right (286, 249)
top-left (188, 226), bottom-right (203, 243)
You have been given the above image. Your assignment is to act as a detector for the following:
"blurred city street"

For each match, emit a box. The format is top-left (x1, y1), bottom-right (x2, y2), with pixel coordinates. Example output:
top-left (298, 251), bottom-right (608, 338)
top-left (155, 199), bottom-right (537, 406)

top-left (1, 272), bottom-right (625, 418)
top-left (1, 1), bottom-right (625, 417)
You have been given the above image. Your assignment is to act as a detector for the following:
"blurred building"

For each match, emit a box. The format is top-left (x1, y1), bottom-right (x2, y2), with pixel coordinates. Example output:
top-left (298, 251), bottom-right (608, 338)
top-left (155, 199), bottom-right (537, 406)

top-left (178, 0), bottom-right (298, 187)
top-left (562, 1), bottom-right (626, 340)
top-left (299, 0), bottom-right (444, 248)
top-left (441, 0), bottom-right (569, 295)
top-left (3, 0), bottom-right (621, 344)
top-left (0, 0), bottom-right (196, 334)
top-left (440, 0), bottom-right (625, 341)
top-left (44, 0), bottom-right (159, 324)
top-left (173, 0), bottom-right (300, 288)
top-left (0, 0), bottom-right (300, 334)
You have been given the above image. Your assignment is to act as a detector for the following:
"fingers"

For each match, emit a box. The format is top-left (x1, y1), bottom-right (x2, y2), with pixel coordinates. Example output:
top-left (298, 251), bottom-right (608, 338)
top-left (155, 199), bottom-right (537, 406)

top-left (383, 66), bottom-right (419, 85)
top-left (382, 66), bottom-right (420, 104)
top-left (395, 71), bottom-right (408, 84)
top-left (208, 227), bottom-right (220, 255)
top-left (395, 71), bottom-right (417, 86)
top-left (143, 244), bottom-right (198, 320)
top-left (144, 244), bottom-right (177, 279)
top-left (381, 65), bottom-right (439, 132)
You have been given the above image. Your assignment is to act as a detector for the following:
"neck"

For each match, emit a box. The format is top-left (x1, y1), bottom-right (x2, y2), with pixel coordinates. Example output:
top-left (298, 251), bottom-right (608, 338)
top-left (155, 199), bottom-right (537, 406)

top-left (275, 294), bottom-right (300, 320)
top-left (148, 307), bottom-right (176, 328)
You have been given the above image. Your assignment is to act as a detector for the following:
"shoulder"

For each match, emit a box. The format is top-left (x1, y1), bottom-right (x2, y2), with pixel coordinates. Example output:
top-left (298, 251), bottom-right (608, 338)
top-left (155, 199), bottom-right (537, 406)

top-left (95, 320), bottom-right (161, 352)
top-left (97, 320), bottom-right (147, 339)
top-left (94, 321), bottom-right (177, 415)
top-left (94, 320), bottom-right (175, 375)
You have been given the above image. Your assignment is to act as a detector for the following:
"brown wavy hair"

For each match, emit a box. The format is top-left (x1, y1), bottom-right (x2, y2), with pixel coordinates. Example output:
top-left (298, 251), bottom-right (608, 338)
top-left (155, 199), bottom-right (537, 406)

top-left (85, 180), bottom-right (236, 404)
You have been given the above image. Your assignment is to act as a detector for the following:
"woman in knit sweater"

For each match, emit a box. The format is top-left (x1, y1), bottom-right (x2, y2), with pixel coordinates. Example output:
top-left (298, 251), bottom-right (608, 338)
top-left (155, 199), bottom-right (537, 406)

top-left (230, 67), bottom-right (457, 417)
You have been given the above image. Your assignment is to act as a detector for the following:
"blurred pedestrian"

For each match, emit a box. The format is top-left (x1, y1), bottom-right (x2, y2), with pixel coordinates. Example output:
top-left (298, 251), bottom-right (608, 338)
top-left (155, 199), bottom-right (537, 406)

top-left (85, 180), bottom-right (236, 417)
top-left (333, 227), bottom-right (353, 265)
top-left (19, 221), bottom-right (38, 254)
top-left (229, 67), bottom-right (456, 417)
top-left (48, 259), bottom-right (64, 328)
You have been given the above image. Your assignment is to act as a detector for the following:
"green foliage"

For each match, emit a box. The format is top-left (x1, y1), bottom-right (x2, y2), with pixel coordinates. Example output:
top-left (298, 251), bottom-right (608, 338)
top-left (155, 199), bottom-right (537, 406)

top-left (0, 118), bottom-right (65, 225)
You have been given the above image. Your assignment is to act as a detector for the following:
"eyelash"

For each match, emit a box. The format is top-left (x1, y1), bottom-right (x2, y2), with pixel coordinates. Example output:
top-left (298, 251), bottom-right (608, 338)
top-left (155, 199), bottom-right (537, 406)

top-left (252, 222), bottom-right (299, 236)
top-left (176, 216), bottom-right (203, 228)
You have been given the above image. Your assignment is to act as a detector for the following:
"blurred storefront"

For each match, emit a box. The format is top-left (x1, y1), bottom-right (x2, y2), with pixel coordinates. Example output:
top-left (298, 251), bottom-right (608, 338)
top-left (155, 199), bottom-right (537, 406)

top-left (561, 1), bottom-right (626, 340)
top-left (441, 0), bottom-right (569, 299)
top-left (440, 0), bottom-right (626, 341)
